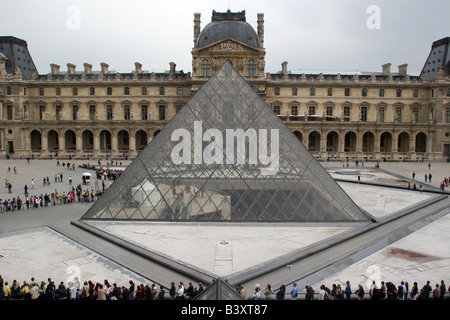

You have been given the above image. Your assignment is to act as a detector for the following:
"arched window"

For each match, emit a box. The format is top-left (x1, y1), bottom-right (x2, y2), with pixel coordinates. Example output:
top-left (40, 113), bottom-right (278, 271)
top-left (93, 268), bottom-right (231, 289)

top-left (247, 59), bottom-right (256, 77)
top-left (201, 59), bottom-right (210, 76)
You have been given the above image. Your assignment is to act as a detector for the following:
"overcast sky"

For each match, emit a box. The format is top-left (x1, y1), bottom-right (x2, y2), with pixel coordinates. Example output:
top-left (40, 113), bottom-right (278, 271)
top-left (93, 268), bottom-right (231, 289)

top-left (1, 0), bottom-right (448, 76)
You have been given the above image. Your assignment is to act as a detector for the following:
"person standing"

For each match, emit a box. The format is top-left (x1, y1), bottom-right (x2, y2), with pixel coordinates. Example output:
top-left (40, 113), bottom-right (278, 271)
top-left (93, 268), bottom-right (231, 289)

top-left (239, 285), bottom-right (247, 300)
top-left (423, 281), bottom-right (432, 299)
top-left (2, 281), bottom-right (11, 300)
top-left (344, 281), bottom-right (352, 299)
top-left (355, 284), bottom-right (365, 300)
top-left (264, 284), bottom-right (273, 300)
top-left (291, 283), bottom-right (298, 300)
top-left (398, 281), bottom-right (406, 300)
top-left (440, 280), bottom-right (446, 300)
top-left (410, 282), bottom-right (418, 300)
top-left (169, 281), bottom-right (176, 300)
top-left (276, 285), bottom-right (285, 300)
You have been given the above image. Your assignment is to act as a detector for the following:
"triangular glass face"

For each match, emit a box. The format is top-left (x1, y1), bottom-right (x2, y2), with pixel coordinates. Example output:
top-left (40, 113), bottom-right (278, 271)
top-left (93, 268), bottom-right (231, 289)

top-left (82, 61), bottom-right (371, 222)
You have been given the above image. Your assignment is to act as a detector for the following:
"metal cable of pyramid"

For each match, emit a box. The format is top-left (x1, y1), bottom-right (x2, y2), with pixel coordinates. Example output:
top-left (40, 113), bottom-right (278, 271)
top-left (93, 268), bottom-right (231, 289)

top-left (81, 61), bottom-right (374, 223)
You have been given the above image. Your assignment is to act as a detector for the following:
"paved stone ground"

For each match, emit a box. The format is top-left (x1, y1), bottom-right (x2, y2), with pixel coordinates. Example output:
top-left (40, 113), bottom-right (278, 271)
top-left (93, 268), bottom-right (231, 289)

top-left (0, 158), bottom-right (449, 298)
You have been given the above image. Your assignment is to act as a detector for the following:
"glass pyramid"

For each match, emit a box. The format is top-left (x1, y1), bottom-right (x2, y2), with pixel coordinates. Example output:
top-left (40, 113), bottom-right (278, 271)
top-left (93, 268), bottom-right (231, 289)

top-left (81, 61), bottom-right (371, 222)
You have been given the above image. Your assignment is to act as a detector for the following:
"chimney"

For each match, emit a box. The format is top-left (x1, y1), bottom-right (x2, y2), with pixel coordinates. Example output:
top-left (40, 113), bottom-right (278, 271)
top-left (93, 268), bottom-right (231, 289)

top-left (135, 62), bottom-right (142, 73)
top-left (282, 61), bottom-right (288, 77)
top-left (398, 63), bottom-right (408, 75)
top-left (83, 63), bottom-right (92, 74)
top-left (50, 63), bottom-right (60, 75)
top-left (169, 62), bottom-right (176, 74)
top-left (382, 63), bottom-right (391, 75)
top-left (66, 63), bottom-right (76, 74)
top-left (193, 13), bottom-right (201, 45)
top-left (257, 13), bottom-right (264, 48)
top-left (100, 62), bottom-right (109, 74)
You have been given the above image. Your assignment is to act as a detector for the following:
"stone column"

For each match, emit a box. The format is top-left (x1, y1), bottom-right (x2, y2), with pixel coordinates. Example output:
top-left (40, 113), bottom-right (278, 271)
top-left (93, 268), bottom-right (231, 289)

top-left (111, 130), bottom-right (118, 156)
top-left (75, 130), bottom-right (83, 156)
top-left (93, 129), bottom-right (100, 155)
top-left (129, 131), bottom-right (136, 156)
top-left (41, 129), bottom-right (48, 156)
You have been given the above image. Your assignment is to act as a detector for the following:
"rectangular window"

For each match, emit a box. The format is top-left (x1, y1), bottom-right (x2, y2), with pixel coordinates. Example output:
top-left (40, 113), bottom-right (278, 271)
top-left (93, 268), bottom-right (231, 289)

top-left (141, 105), bottom-right (148, 120)
top-left (292, 87), bottom-right (298, 96)
top-left (362, 88), bottom-right (368, 97)
top-left (413, 89), bottom-right (419, 97)
top-left (89, 105), bottom-right (96, 120)
top-left (273, 105), bottom-right (280, 115)
top-left (361, 106), bottom-right (368, 121)
top-left (327, 88), bottom-right (333, 96)
top-left (107, 105), bottom-right (113, 120)
top-left (159, 87), bottom-right (165, 95)
top-left (291, 105), bottom-right (298, 120)
top-left (275, 87), bottom-right (280, 95)
top-left (56, 87), bottom-right (61, 96)
top-left (72, 105), bottom-right (78, 120)
top-left (379, 107), bottom-right (385, 122)
top-left (326, 105), bottom-right (333, 120)
top-left (444, 108), bottom-right (450, 123)
top-left (124, 105), bottom-right (130, 120)
top-left (310, 88), bottom-right (315, 96)
top-left (158, 105), bottom-right (166, 120)
top-left (7, 87), bottom-right (11, 95)
top-left (107, 87), bottom-right (112, 95)
top-left (90, 87), bottom-right (95, 95)
top-left (56, 105), bottom-right (62, 120)
top-left (343, 106), bottom-right (350, 121)
top-left (142, 87), bottom-right (147, 95)
top-left (177, 87), bottom-right (183, 95)
top-left (176, 105), bottom-right (183, 114)
top-left (379, 88), bottom-right (384, 97)
top-left (308, 105), bottom-right (316, 121)
top-left (447, 88), bottom-right (450, 97)
top-left (395, 107), bottom-right (402, 122)
top-left (413, 107), bottom-right (419, 123)
top-left (124, 87), bottom-right (130, 95)
top-left (39, 88), bottom-right (44, 96)
top-left (6, 104), bottom-right (13, 120)
top-left (397, 89), bottom-right (402, 97)
top-left (72, 87), bottom-right (78, 96)
top-left (345, 88), bottom-right (350, 96)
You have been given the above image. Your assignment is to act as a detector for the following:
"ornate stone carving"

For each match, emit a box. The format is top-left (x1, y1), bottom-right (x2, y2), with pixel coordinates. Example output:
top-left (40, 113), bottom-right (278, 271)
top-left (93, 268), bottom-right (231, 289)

top-left (212, 40), bottom-right (244, 52)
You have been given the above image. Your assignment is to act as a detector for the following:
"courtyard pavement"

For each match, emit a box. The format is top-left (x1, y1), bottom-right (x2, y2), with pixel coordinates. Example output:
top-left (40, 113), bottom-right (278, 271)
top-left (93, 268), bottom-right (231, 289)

top-left (0, 158), bottom-right (449, 298)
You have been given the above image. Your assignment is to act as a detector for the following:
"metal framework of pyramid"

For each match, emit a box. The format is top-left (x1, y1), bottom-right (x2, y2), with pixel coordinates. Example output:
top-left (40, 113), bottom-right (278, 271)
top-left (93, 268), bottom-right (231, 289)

top-left (82, 61), bottom-right (372, 222)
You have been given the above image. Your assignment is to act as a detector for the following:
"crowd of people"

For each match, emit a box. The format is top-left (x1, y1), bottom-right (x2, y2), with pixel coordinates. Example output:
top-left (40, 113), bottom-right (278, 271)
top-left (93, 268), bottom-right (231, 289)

top-left (237, 279), bottom-right (449, 300)
top-left (1, 275), bottom-right (448, 300)
top-left (1, 162), bottom-right (105, 214)
top-left (0, 275), bottom-right (205, 301)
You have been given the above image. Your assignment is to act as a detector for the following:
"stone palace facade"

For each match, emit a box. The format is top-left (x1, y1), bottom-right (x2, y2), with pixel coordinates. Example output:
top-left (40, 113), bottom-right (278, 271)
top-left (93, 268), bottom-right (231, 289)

top-left (0, 10), bottom-right (449, 161)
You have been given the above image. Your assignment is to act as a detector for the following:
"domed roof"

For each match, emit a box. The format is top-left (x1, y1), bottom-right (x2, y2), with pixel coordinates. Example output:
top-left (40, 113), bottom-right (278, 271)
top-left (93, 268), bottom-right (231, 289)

top-left (197, 20), bottom-right (260, 48)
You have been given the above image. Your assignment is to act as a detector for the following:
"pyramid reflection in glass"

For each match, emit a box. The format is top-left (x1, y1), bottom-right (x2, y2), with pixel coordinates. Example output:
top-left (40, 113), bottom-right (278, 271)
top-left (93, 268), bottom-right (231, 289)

top-left (82, 61), bottom-right (371, 222)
